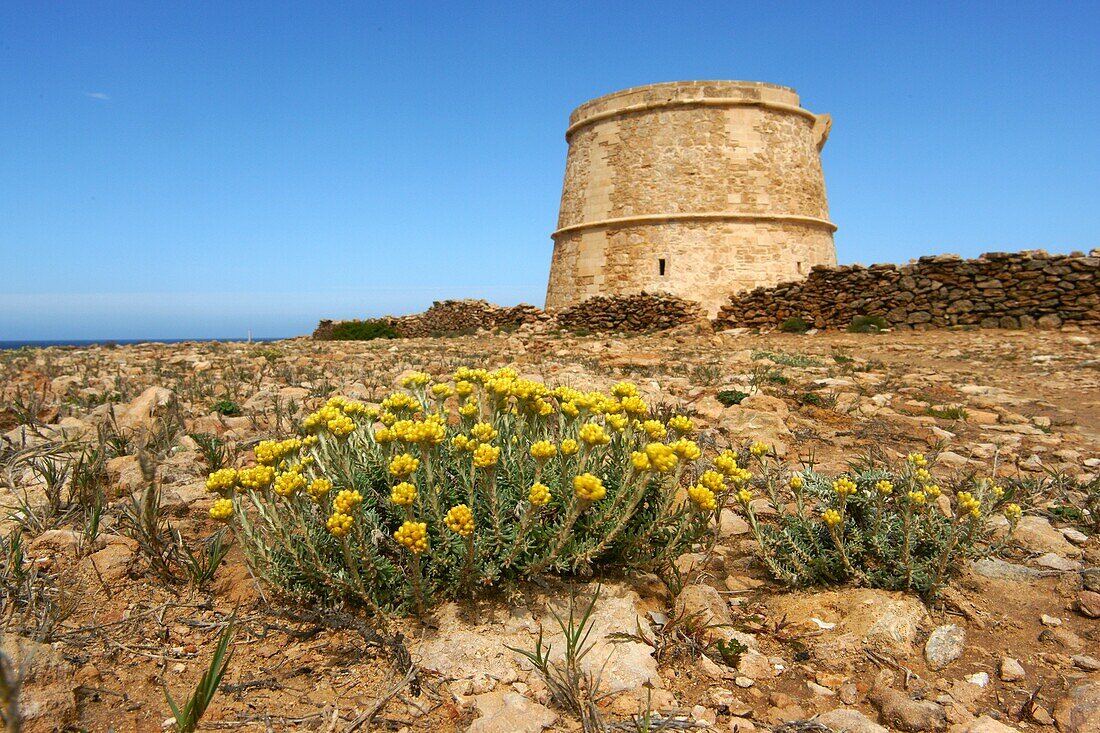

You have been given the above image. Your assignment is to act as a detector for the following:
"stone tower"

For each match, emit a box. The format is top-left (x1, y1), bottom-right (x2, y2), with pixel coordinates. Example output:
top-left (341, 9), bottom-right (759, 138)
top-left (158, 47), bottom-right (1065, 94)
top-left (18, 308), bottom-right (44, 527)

top-left (545, 81), bottom-right (837, 317)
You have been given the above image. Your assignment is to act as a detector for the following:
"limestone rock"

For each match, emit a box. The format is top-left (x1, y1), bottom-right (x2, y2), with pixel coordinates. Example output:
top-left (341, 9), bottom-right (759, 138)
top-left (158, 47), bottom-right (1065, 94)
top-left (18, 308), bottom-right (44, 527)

top-left (957, 715), bottom-right (1021, 733)
top-left (999, 657), bottom-right (1025, 682)
top-left (870, 685), bottom-right (947, 732)
top-left (1054, 681), bottom-right (1100, 733)
top-left (817, 707), bottom-right (890, 733)
top-left (468, 691), bottom-right (557, 733)
top-left (1076, 590), bottom-right (1100, 618)
top-left (719, 408), bottom-right (793, 457)
top-left (114, 386), bottom-right (176, 432)
top-left (1011, 516), bottom-right (1082, 558)
top-left (924, 625), bottom-right (966, 670)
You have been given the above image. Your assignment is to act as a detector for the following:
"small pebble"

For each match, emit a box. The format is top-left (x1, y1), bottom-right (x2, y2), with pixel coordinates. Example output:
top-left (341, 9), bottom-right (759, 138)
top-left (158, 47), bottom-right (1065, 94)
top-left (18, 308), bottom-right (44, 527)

top-left (735, 676), bottom-right (755, 688)
top-left (1040, 614), bottom-right (1062, 627)
top-left (965, 672), bottom-right (990, 687)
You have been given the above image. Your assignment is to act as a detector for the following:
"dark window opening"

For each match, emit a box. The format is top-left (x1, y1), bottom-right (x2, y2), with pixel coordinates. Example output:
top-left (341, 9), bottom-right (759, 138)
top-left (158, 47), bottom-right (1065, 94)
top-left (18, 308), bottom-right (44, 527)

top-left (796, 261), bottom-right (803, 274)
top-left (658, 258), bottom-right (666, 276)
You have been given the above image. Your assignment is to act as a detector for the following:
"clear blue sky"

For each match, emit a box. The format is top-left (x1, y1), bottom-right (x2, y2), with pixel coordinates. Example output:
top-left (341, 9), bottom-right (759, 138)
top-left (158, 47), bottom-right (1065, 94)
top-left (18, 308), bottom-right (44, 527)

top-left (2, 2), bottom-right (1098, 340)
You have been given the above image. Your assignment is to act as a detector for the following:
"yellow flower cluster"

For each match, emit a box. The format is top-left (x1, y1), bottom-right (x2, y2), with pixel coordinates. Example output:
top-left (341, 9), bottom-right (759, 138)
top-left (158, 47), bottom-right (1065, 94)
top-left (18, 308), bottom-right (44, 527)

top-left (560, 439), bottom-right (579, 457)
top-left (688, 484), bottom-right (717, 512)
top-left (641, 420), bottom-right (667, 440)
top-left (620, 396), bottom-right (647, 416)
top-left (833, 477), bottom-right (857, 497)
top-left (822, 508), bottom-right (842, 527)
top-left (645, 443), bottom-right (678, 473)
top-left (1003, 502), bottom-right (1022, 520)
top-left (393, 417), bottom-right (446, 445)
top-left (924, 484), bottom-right (942, 499)
top-left (205, 468), bottom-right (237, 494)
top-left (389, 453), bottom-right (420, 478)
top-left (698, 470), bottom-right (727, 493)
top-left (327, 414), bottom-right (355, 438)
top-left (750, 442), bottom-right (770, 457)
top-left (470, 422), bottom-right (498, 442)
top-left (670, 438), bottom-right (701, 461)
top-left (209, 498), bottom-right (234, 521)
top-left (238, 465), bottom-right (275, 490)
top-left (381, 392), bottom-right (422, 414)
top-left (444, 504), bottom-right (475, 536)
top-left (394, 521), bottom-right (428, 553)
top-left (327, 512), bottom-right (353, 537)
top-left (956, 491), bottom-right (981, 519)
top-left (789, 475), bottom-right (804, 490)
top-left (255, 439), bottom-right (303, 466)
top-left (473, 444), bottom-right (500, 469)
top-left (401, 371), bottom-right (432, 388)
top-left (875, 479), bottom-right (894, 495)
top-left (334, 489), bottom-right (363, 514)
top-left (529, 482), bottom-right (551, 506)
top-left (907, 489), bottom-right (927, 505)
top-left (611, 381), bottom-right (639, 399)
top-left (390, 481), bottom-right (417, 506)
top-left (579, 423), bottom-right (610, 446)
top-left (530, 440), bottom-right (557, 461)
top-left (430, 383), bottom-right (454, 400)
top-left (307, 478), bottom-right (332, 501)
top-left (573, 473), bottom-right (606, 502)
top-left (274, 469), bottom-right (307, 497)
top-left (736, 488), bottom-right (753, 505)
top-left (667, 415), bottom-right (693, 434)
top-left (907, 452), bottom-right (928, 467)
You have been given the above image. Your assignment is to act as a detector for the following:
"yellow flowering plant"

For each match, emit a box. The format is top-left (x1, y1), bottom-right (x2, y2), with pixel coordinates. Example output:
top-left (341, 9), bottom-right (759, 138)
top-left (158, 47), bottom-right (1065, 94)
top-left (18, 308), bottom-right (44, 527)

top-left (205, 370), bottom-right (714, 615)
top-left (727, 448), bottom-right (1023, 597)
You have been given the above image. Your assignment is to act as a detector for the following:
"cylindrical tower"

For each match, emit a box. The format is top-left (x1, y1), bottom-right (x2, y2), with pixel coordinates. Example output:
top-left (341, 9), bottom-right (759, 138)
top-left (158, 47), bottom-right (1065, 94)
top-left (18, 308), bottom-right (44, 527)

top-left (545, 80), bottom-right (837, 317)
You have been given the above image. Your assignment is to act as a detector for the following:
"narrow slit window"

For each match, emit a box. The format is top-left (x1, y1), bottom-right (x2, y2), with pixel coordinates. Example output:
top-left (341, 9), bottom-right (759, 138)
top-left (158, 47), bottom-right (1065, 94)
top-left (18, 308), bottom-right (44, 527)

top-left (658, 258), bottom-right (666, 276)
top-left (796, 261), bottom-right (803, 274)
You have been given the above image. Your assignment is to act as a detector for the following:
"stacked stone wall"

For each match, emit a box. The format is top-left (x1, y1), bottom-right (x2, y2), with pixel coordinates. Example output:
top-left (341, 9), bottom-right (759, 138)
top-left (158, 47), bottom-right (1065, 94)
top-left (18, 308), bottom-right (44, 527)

top-left (314, 293), bottom-right (705, 340)
top-left (314, 300), bottom-right (546, 340)
top-left (555, 292), bottom-right (706, 333)
top-left (714, 251), bottom-right (1100, 331)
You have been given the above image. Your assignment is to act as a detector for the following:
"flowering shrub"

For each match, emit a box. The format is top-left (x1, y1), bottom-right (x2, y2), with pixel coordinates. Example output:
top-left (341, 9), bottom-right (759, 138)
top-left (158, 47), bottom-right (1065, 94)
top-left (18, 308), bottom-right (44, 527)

top-left (202, 368), bottom-right (722, 614)
top-left (730, 450), bottom-right (1023, 597)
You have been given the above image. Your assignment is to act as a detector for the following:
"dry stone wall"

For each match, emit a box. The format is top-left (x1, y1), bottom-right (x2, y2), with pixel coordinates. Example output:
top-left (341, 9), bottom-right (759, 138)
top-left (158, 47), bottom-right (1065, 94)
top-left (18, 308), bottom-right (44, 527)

top-left (715, 251), bottom-right (1100, 331)
top-left (314, 293), bottom-right (706, 340)
top-left (314, 299), bottom-right (546, 340)
top-left (555, 292), bottom-right (706, 333)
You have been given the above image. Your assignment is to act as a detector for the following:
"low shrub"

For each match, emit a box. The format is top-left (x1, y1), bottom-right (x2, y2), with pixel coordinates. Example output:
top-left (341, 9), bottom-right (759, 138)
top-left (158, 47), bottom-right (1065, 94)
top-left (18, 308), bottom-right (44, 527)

top-left (731, 448), bottom-right (1022, 597)
top-left (210, 400), bottom-right (242, 417)
top-left (329, 320), bottom-right (399, 341)
top-left (716, 390), bottom-right (749, 407)
top-left (780, 317), bottom-right (811, 333)
top-left (847, 315), bottom-right (890, 333)
top-left (202, 369), bottom-right (719, 614)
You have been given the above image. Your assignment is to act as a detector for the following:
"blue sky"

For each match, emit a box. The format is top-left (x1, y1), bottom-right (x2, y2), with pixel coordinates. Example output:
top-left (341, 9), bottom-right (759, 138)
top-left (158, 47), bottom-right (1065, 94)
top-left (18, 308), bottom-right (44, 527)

top-left (2, 2), bottom-right (1098, 340)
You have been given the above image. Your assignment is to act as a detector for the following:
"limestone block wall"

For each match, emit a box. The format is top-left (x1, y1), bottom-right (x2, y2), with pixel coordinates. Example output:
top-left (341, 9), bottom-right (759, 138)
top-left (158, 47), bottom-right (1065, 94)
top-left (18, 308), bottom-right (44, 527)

top-left (714, 251), bottom-right (1100, 331)
top-left (546, 81), bottom-right (837, 317)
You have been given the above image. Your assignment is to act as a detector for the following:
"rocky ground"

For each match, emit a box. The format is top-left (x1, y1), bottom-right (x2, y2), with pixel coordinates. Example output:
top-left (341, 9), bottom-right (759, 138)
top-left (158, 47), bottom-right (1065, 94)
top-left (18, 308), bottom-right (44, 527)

top-left (1, 324), bottom-right (1098, 733)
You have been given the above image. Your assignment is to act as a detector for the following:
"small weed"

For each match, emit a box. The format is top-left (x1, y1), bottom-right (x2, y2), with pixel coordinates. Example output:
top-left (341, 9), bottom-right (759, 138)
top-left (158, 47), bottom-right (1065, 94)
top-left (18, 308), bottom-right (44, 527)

top-left (847, 315), bottom-right (889, 333)
top-left (210, 399), bottom-right (242, 417)
top-left (926, 405), bottom-right (968, 421)
top-left (506, 586), bottom-right (606, 733)
top-left (780, 317), bottom-right (811, 333)
top-left (691, 364), bottom-right (723, 386)
top-left (177, 529), bottom-right (231, 588)
top-left (165, 620), bottom-right (235, 733)
top-left (189, 432), bottom-right (231, 470)
top-left (752, 350), bottom-right (823, 368)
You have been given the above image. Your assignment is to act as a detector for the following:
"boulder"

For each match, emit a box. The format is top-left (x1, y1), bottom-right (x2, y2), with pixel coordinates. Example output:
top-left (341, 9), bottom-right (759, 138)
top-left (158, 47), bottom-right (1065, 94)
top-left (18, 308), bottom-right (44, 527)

top-left (468, 691), bottom-right (557, 733)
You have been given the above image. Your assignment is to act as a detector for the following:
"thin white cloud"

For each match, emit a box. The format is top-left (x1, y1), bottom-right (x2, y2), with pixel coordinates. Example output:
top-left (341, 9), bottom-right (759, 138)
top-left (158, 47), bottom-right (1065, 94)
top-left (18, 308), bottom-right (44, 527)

top-left (85, 92), bottom-right (110, 101)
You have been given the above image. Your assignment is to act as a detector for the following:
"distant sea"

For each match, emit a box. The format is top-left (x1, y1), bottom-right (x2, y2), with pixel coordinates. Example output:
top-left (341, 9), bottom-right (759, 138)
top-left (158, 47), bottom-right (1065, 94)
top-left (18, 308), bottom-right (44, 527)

top-left (0, 337), bottom-right (290, 350)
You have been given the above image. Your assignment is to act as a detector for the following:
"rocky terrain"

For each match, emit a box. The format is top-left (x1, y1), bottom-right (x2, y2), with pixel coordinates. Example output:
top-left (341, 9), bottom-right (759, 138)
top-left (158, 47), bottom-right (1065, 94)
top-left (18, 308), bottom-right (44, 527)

top-left (1, 324), bottom-right (1098, 733)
